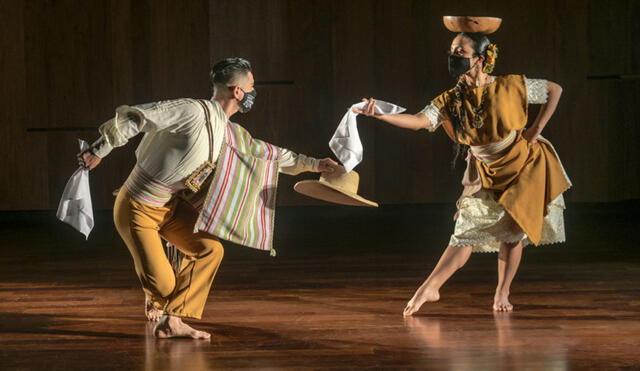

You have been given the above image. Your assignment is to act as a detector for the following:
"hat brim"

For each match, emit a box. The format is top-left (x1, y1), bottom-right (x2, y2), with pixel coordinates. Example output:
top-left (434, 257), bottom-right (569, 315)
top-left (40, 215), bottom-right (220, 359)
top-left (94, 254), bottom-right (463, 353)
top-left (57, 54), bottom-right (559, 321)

top-left (443, 16), bottom-right (502, 34)
top-left (294, 180), bottom-right (378, 207)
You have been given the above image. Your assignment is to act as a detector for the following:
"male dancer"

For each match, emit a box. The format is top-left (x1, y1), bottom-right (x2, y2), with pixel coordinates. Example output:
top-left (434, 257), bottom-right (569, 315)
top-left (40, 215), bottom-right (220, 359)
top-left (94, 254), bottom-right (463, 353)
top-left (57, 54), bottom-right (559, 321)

top-left (81, 58), bottom-right (338, 339)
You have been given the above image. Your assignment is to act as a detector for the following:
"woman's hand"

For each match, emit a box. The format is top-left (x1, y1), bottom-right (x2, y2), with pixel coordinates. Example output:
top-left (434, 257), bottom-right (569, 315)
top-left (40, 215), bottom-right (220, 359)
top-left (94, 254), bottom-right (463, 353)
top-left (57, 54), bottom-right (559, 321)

top-left (318, 158), bottom-right (340, 173)
top-left (352, 98), bottom-right (428, 131)
top-left (352, 98), bottom-right (383, 118)
top-left (522, 128), bottom-right (539, 144)
top-left (78, 150), bottom-right (102, 170)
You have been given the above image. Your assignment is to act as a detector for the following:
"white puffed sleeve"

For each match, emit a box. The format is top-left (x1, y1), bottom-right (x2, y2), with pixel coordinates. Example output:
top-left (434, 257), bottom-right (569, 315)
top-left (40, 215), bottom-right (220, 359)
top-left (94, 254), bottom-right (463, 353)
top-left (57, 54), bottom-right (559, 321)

top-left (90, 99), bottom-right (203, 158)
top-left (525, 78), bottom-right (549, 104)
top-left (418, 103), bottom-right (444, 132)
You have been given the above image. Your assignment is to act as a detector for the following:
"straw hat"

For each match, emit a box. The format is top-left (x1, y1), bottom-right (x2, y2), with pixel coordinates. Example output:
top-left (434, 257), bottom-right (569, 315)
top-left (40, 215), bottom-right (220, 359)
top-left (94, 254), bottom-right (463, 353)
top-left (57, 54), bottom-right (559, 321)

top-left (443, 16), bottom-right (502, 34)
top-left (294, 167), bottom-right (378, 207)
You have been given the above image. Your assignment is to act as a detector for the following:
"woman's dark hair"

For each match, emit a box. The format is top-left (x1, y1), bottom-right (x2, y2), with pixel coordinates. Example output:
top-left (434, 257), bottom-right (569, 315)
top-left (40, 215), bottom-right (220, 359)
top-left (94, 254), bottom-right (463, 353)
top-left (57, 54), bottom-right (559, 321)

top-left (210, 57), bottom-right (252, 87)
top-left (449, 33), bottom-right (492, 168)
top-left (459, 32), bottom-right (491, 57)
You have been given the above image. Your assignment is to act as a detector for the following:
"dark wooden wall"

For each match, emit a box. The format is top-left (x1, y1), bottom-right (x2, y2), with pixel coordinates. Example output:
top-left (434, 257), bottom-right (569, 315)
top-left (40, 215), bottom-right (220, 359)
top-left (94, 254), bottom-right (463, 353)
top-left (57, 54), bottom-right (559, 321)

top-left (1, 0), bottom-right (638, 210)
top-left (0, 0), bottom-right (211, 210)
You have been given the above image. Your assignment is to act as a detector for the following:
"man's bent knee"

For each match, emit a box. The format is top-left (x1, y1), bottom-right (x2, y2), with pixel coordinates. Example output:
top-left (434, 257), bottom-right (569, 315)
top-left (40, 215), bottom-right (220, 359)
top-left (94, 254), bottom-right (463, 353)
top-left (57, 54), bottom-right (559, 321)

top-left (145, 274), bottom-right (176, 298)
top-left (196, 240), bottom-right (224, 260)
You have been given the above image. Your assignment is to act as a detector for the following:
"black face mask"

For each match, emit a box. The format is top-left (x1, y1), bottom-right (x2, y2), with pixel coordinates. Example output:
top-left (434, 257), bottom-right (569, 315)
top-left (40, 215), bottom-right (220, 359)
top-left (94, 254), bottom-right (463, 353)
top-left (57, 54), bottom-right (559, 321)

top-left (448, 55), bottom-right (471, 77)
top-left (238, 88), bottom-right (257, 113)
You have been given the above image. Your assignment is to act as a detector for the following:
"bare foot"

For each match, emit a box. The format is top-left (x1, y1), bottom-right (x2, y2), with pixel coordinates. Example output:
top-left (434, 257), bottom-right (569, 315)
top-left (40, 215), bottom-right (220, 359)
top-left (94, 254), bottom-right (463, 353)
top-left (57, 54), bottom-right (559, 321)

top-left (154, 315), bottom-right (211, 340)
top-left (145, 300), bottom-right (163, 322)
top-left (493, 291), bottom-right (513, 312)
top-left (403, 285), bottom-right (440, 316)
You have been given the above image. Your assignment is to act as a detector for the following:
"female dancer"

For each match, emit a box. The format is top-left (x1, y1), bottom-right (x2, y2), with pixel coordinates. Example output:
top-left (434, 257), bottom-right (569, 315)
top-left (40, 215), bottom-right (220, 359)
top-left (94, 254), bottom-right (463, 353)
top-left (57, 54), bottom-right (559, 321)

top-left (355, 32), bottom-right (571, 315)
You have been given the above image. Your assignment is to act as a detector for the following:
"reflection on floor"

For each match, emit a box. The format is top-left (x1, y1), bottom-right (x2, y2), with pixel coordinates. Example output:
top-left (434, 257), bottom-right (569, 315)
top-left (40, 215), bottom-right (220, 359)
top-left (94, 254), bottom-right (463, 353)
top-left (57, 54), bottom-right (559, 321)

top-left (0, 203), bottom-right (638, 369)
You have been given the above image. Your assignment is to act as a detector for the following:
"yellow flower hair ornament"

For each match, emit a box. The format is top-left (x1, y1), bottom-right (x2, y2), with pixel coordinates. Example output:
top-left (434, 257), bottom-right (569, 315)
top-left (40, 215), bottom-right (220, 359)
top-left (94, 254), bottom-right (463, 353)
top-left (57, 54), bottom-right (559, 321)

top-left (483, 43), bottom-right (499, 73)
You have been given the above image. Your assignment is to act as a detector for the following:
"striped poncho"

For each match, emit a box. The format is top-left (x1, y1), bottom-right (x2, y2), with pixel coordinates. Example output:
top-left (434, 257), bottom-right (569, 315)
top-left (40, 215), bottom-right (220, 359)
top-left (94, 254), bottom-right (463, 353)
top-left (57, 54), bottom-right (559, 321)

top-left (195, 122), bottom-right (281, 255)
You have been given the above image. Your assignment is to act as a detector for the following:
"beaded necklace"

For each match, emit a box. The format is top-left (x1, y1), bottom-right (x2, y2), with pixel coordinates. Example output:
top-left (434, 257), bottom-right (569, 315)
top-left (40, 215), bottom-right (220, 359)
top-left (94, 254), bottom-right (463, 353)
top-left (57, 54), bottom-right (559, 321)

top-left (449, 77), bottom-right (492, 129)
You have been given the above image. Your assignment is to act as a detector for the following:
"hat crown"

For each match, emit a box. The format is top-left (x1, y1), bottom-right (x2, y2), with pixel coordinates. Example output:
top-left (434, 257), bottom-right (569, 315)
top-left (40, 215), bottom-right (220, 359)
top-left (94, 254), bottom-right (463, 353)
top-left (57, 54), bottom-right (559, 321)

top-left (319, 168), bottom-right (360, 194)
top-left (293, 166), bottom-right (378, 207)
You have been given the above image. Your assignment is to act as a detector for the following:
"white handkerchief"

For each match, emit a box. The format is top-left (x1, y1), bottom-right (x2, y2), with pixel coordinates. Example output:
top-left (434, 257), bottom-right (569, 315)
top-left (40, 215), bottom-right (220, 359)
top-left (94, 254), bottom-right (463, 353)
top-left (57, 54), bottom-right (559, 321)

top-left (329, 100), bottom-right (405, 172)
top-left (57, 139), bottom-right (94, 239)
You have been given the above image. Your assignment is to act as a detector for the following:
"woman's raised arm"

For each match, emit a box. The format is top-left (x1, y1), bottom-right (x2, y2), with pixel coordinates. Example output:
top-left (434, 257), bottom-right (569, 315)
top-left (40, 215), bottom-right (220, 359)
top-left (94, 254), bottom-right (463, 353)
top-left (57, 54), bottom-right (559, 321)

top-left (352, 98), bottom-right (431, 131)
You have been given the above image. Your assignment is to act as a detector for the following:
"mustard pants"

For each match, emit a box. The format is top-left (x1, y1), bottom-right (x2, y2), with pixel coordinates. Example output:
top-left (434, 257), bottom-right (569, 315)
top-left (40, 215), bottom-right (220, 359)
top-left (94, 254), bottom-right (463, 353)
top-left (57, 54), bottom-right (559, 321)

top-left (114, 188), bottom-right (224, 319)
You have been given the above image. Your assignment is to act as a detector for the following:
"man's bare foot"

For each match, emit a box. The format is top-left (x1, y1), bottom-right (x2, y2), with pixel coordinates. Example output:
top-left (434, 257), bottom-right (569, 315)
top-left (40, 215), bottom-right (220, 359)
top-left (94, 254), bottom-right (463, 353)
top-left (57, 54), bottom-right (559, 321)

top-left (145, 300), bottom-right (163, 322)
top-left (403, 285), bottom-right (440, 316)
top-left (493, 291), bottom-right (513, 312)
top-left (153, 315), bottom-right (211, 340)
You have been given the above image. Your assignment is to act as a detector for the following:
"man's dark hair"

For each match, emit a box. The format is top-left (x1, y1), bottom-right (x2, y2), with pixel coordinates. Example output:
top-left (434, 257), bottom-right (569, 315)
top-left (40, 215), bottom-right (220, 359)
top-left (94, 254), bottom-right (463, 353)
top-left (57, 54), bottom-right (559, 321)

top-left (210, 57), bottom-right (252, 88)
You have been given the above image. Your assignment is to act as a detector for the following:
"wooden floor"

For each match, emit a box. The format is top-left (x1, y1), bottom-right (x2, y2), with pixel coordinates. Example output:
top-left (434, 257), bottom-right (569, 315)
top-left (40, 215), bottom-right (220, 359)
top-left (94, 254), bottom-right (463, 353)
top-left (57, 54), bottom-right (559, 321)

top-left (1, 203), bottom-right (639, 370)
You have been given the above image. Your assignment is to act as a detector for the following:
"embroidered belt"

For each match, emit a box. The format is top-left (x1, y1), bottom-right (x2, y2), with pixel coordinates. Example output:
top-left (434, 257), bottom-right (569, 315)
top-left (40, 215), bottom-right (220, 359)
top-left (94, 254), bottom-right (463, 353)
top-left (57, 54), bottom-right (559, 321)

top-left (469, 130), bottom-right (517, 163)
top-left (123, 165), bottom-right (175, 207)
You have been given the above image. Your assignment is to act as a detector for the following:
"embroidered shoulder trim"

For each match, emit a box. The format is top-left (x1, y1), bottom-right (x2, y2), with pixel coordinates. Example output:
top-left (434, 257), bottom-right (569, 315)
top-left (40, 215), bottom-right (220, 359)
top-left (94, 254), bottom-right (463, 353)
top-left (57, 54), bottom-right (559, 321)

top-left (525, 78), bottom-right (549, 104)
top-left (419, 103), bottom-right (443, 132)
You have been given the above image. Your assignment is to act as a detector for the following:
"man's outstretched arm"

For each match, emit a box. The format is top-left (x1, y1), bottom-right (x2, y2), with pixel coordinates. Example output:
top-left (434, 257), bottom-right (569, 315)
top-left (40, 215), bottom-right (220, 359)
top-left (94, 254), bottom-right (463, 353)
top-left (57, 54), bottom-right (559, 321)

top-left (80, 99), bottom-right (202, 169)
top-left (278, 149), bottom-right (339, 175)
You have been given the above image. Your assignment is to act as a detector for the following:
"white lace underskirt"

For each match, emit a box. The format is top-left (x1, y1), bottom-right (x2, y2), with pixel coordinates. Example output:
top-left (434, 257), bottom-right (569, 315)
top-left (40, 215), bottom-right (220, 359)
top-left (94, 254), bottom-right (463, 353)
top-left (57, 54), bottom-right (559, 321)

top-left (449, 190), bottom-right (566, 253)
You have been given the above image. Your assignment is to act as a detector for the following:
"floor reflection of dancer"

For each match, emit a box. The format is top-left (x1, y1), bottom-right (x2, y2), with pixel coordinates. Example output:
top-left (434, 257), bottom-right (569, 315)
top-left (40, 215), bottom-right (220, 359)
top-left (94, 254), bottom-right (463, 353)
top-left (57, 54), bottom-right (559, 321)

top-left (356, 29), bottom-right (570, 314)
top-left (404, 314), bottom-right (549, 370)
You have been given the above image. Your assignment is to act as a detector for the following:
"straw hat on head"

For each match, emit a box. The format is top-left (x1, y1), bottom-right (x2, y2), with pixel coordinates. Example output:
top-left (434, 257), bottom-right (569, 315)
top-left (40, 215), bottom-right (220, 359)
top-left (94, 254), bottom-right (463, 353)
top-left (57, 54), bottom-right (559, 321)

top-left (443, 16), bottom-right (502, 34)
top-left (294, 166), bottom-right (378, 207)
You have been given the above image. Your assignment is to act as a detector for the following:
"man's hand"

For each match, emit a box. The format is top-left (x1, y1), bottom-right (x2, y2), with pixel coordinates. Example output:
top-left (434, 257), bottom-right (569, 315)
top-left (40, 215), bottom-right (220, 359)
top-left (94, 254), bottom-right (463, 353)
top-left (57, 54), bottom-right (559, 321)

top-left (78, 150), bottom-right (102, 170)
top-left (318, 158), bottom-right (340, 173)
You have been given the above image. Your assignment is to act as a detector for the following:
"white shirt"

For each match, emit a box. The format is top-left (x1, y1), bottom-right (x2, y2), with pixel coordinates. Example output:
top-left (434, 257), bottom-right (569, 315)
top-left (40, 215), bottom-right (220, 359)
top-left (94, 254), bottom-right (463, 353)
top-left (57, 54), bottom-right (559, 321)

top-left (91, 99), bottom-right (319, 189)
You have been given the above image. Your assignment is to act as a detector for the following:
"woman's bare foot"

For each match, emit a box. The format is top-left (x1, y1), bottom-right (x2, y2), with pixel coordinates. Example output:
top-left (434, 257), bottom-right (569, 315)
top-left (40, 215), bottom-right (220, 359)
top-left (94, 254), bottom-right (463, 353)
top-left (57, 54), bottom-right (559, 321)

top-left (493, 291), bottom-right (513, 312)
top-left (403, 285), bottom-right (440, 316)
top-left (146, 300), bottom-right (163, 322)
top-left (153, 315), bottom-right (211, 340)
